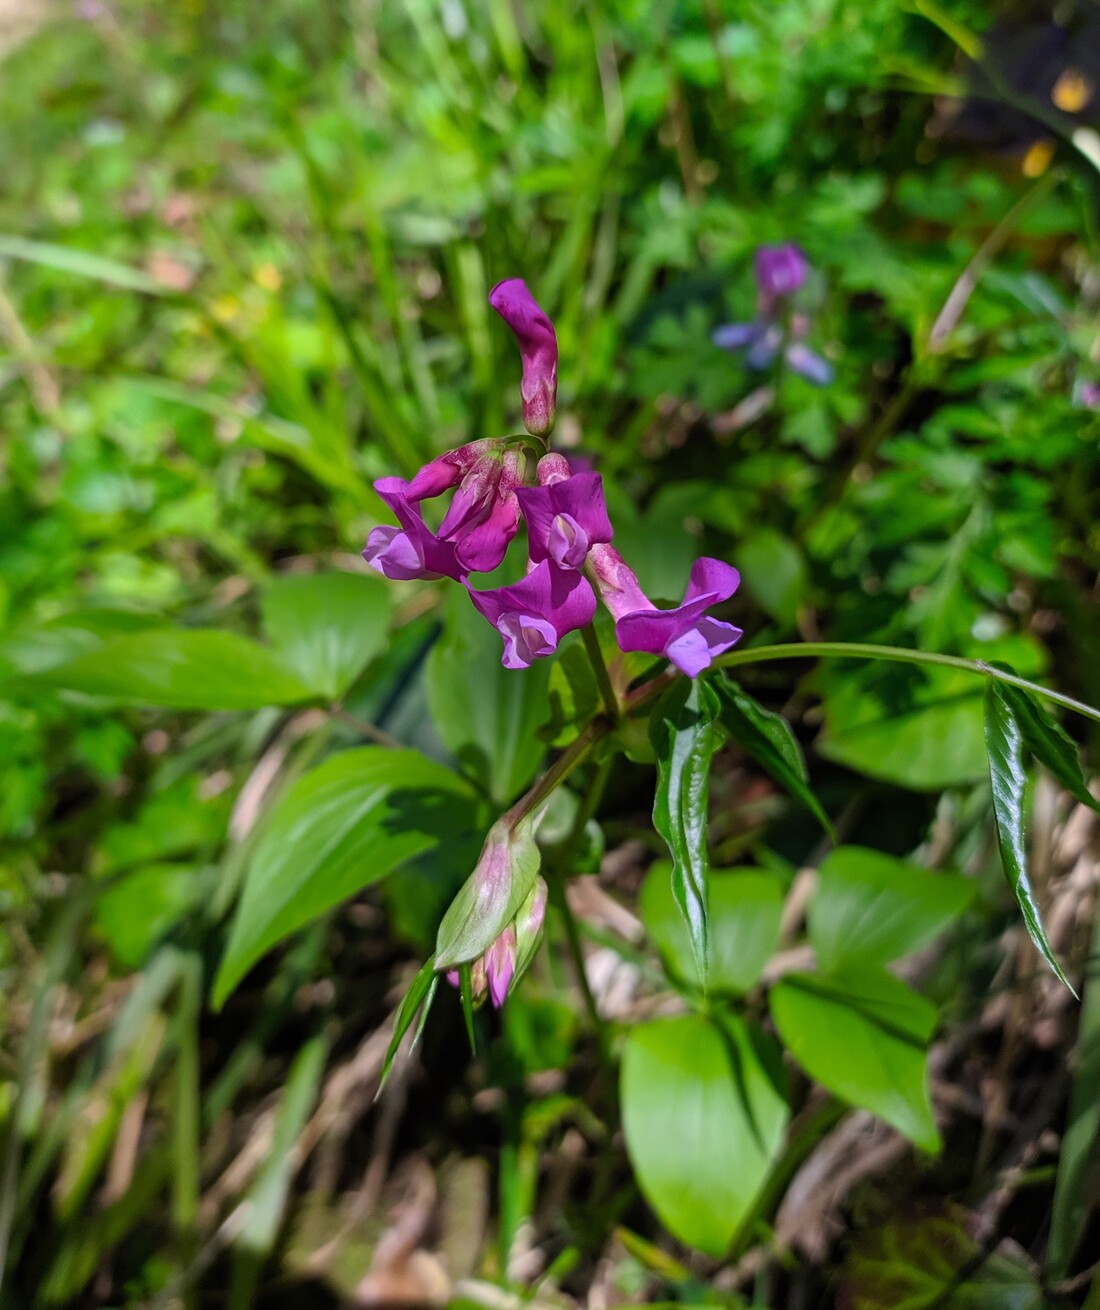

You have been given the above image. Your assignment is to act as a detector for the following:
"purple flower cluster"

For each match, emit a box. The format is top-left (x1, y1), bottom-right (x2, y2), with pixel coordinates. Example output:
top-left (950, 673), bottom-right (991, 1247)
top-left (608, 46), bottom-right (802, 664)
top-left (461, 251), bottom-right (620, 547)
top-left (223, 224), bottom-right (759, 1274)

top-left (364, 278), bottom-right (742, 678)
top-left (713, 242), bottom-right (833, 386)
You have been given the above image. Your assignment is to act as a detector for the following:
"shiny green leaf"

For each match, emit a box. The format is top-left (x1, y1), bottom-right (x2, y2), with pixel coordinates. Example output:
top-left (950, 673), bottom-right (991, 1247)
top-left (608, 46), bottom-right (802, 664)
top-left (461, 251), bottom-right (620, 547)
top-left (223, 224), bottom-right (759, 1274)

top-left (983, 683), bottom-right (1074, 992)
top-left (715, 675), bottom-right (834, 837)
top-left (650, 677), bottom-right (722, 983)
top-left (640, 863), bottom-right (783, 994)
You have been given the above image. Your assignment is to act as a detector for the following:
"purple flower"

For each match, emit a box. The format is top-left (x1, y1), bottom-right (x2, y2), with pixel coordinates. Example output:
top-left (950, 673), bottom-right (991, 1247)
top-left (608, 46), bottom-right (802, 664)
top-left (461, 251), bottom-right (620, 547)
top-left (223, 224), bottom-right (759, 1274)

top-left (590, 546), bottom-right (743, 678)
top-left (713, 243), bottom-right (833, 387)
top-left (467, 560), bottom-right (597, 669)
top-left (363, 448), bottom-right (524, 581)
top-left (363, 476), bottom-right (465, 581)
top-left (489, 278), bottom-right (558, 437)
top-left (443, 875), bottom-right (547, 1009)
top-left (754, 243), bottom-right (809, 307)
top-left (1082, 381), bottom-right (1100, 410)
top-left (517, 471), bottom-right (613, 571)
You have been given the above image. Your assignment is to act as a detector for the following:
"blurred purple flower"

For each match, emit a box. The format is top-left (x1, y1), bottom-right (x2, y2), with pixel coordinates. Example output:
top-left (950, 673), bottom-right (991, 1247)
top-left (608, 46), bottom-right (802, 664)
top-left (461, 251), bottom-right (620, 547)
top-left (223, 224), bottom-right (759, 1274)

top-left (590, 546), bottom-right (742, 678)
top-left (489, 278), bottom-right (558, 437)
top-left (1082, 381), bottom-right (1100, 410)
top-left (755, 243), bottom-right (809, 307)
top-left (466, 560), bottom-right (597, 669)
top-left (714, 243), bottom-right (833, 387)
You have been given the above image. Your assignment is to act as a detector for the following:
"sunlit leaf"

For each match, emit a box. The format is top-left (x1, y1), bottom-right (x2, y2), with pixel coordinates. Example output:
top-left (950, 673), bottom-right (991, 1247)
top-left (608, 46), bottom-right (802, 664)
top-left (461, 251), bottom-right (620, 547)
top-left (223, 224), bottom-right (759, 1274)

top-left (650, 677), bottom-right (721, 983)
top-left (983, 683), bottom-right (1074, 992)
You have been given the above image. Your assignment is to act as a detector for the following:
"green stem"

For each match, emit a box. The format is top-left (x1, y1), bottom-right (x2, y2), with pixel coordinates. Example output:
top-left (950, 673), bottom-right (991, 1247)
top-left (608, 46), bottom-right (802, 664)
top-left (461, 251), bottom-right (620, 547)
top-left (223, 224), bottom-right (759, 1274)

top-left (582, 623), bottom-right (620, 720)
top-left (547, 873), bottom-right (612, 1067)
top-left (504, 715), bottom-right (613, 827)
top-left (716, 641), bottom-right (1100, 726)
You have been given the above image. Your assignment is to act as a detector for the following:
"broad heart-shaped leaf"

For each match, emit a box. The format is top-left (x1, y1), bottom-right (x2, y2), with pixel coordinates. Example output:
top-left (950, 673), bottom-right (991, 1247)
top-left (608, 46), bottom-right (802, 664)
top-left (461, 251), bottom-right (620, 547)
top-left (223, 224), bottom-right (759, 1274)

top-left (983, 683), bottom-right (1074, 993)
top-left (993, 679), bottom-right (1100, 815)
top-left (426, 587), bottom-right (550, 804)
top-left (621, 1014), bottom-right (788, 1256)
top-left (809, 846), bottom-right (974, 974)
top-left (213, 748), bottom-right (472, 1007)
top-left (261, 571), bottom-right (392, 701)
top-left (650, 677), bottom-right (722, 983)
top-left (37, 629), bottom-right (312, 710)
top-left (715, 675), bottom-right (835, 838)
top-left (640, 863), bottom-right (783, 995)
top-left (434, 818), bottom-right (540, 969)
top-left (769, 967), bottom-right (940, 1152)
top-left (378, 957), bottom-right (439, 1095)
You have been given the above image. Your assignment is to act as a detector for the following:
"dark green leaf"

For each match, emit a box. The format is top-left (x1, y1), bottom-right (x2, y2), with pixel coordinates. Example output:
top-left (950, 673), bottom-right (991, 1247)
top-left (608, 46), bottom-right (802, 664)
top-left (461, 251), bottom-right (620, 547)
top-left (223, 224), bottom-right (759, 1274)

top-left (715, 675), bottom-right (835, 837)
top-left (843, 1204), bottom-right (1049, 1310)
top-left (808, 846), bottom-right (974, 973)
top-left (261, 571), bottom-right (393, 700)
top-left (770, 967), bottom-right (940, 1151)
top-left (650, 677), bottom-right (722, 983)
top-left (378, 957), bottom-right (439, 1094)
top-left (983, 683), bottom-right (1074, 993)
top-left (994, 681), bottom-right (1100, 815)
top-left (621, 1014), bottom-right (788, 1255)
top-left (37, 630), bottom-right (313, 710)
top-left (427, 588), bottom-right (550, 804)
top-left (213, 748), bottom-right (471, 1007)
top-left (640, 863), bottom-right (783, 994)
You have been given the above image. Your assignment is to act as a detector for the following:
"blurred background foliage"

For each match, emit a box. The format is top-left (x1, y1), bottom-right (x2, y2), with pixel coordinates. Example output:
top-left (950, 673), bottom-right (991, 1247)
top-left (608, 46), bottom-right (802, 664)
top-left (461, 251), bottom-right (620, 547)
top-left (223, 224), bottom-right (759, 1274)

top-left (1, 0), bottom-right (1100, 1305)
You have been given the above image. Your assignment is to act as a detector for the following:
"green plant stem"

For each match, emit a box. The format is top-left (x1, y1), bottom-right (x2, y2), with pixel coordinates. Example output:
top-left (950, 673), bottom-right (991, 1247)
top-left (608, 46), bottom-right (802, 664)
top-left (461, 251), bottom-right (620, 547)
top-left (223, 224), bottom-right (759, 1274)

top-left (547, 872), bottom-right (612, 1067)
top-left (582, 623), bottom-right (620, 719)
top-left (716, 641), bottom-right (1100, 727)
top-left (504, 715), bottom-right (612, 827)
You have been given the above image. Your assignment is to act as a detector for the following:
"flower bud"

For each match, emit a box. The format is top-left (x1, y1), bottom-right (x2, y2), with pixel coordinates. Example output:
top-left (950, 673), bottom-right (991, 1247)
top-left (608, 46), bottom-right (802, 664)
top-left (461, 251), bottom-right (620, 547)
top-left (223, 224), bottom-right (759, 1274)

top-left (434, 817), bottom-right (541, 971)
top-left (489, 278), bottom-right (558, 437)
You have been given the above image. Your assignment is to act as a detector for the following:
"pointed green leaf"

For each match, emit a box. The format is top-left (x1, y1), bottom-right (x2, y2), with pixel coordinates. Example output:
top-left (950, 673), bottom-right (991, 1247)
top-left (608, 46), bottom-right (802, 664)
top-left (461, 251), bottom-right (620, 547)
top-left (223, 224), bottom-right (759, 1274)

top-left (261, 571), bottom-right (393, 700)
top-left (715, 675), bottom-right (835, 837)
top-left (994, 681), bottom-right (1100, 815)
top-left (640, 864), bottom-right (783, 995)
top-left (809, 846), bottom-right (974, 973)
top-left (650, 677), bottom-right (721, 983)
top-left (983, 683), bottom-right (1074, 993)
top-left (213, 748), bottom-right (471, 1007)
top-left (378, 957), bottom-right (439, 1094)
top-left (37, 630), bottom-right (312, 710)
top-left (770, 967), bottom-right (940, 1152)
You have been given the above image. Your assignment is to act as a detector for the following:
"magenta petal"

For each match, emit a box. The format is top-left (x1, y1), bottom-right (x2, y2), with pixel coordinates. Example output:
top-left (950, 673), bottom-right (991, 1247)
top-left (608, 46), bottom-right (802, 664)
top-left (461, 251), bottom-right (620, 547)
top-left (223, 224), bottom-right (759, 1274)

top-left (362, 526), bottom-right (427, 581)
top-left (682, 558), bottom-right (740, 607)
top-left (517, 473), bottom-right (613, 570)
top-left (372, 476), bottom-right (464, 580)
top-left (588, 544), bottom-right (652, 621)
top-left (664, 618), bottom-right (744, 676)
top-left (454, 494), bottom-right (520, 573)
top-left (485, 928), bottom-right (516, 1008)
top-left (467, 561), bottom-right (596, 667)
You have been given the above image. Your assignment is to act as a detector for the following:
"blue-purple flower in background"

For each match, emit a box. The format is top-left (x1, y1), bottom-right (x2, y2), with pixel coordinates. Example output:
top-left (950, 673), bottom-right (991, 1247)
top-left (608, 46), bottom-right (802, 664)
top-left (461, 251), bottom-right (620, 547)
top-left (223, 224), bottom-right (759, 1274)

top-left (713, 241), bottom-right (833, 386)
